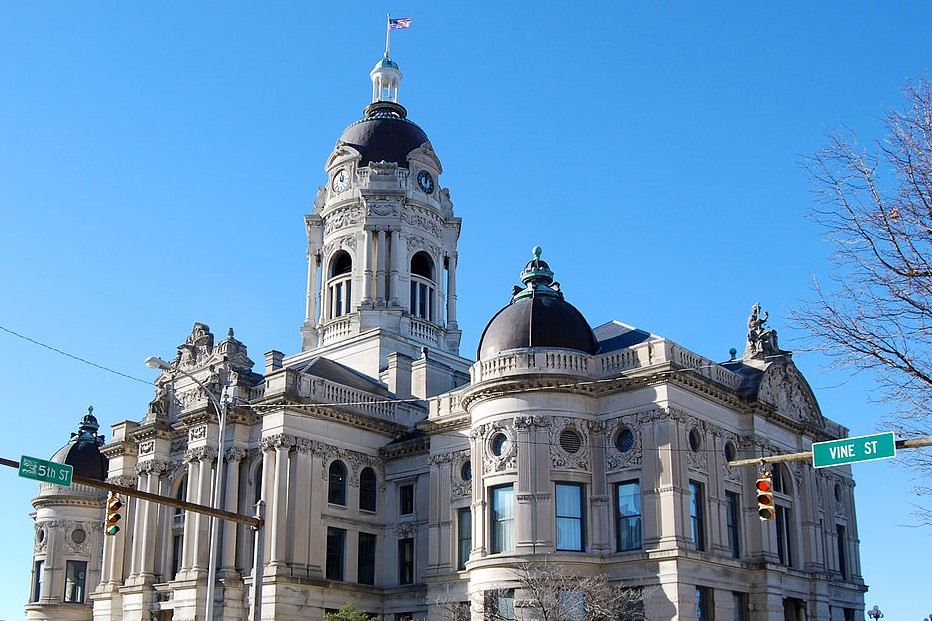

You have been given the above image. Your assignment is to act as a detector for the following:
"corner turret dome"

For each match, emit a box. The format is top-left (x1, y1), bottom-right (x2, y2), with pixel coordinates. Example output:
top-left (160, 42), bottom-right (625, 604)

top-left (336, 55), bottom-right (430, 169)
top-left (477, 247), bottom-right (600, 360)
top-left (49, 406), bottom-right (109, 481)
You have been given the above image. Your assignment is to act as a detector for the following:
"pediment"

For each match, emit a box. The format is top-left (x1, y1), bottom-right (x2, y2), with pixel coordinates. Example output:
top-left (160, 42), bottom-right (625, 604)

top-left (757, 361), bottom-right (825, 429)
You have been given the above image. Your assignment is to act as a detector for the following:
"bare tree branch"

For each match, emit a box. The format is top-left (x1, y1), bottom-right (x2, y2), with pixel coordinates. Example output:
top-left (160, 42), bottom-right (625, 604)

top-left (793, 75), bottom-right (932, 524)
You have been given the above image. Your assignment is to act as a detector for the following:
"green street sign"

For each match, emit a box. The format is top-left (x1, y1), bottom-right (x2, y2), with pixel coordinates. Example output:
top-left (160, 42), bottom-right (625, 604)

top-left (18, 455), bottom-right (73, 487)
top-left (812, 432), bottom-right (896, 468)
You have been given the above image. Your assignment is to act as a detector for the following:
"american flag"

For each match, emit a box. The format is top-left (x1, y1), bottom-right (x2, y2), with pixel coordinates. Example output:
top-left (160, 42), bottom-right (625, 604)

top-left (389, 17), bottom-right (412, 30)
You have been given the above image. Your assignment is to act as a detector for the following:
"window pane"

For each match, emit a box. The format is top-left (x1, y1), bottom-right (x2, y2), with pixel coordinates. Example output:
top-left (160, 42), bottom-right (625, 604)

top-left (690, 481), bottom-right (705, 551)
top-left (616, 481), bottom-right (642, 551)
top-left (33, 560), bottom-right (43, 602)
top-left (398, 538), bottom-right (414, 584)
top-left (400, 484), bottom-right (414, 515)
top-left (556, 484), bottom-right (584, 551)
top-left (326, 528), bottom-right (345, 580)
top-left (360, 468), bottom-right (377, 512)
top-left (64, 560), bottom-right (87, 603)
top-left (726, 492), bottom-right (740, 558)
top-left (491, 485), bottom-right (514, 553)
top-left (328, 461), bottom-right (346, 505)
top-left (358, 532), bottom-right (376, 585)
top-left (458, 508), bottom-right (472, 570)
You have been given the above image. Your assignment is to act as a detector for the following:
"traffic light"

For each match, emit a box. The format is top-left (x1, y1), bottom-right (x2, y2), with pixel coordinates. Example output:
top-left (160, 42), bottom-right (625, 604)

top-left (105, 493), bottom-right (123, 536)
top-left (756, 470), bottom-right (775, 521)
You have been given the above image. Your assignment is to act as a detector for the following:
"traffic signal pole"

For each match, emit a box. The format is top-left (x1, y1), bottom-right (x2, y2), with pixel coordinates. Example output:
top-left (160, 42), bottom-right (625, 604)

top-left (1, 456), bottom-right (262, 529)
top-left (726, 436), bottom-right (932, 468)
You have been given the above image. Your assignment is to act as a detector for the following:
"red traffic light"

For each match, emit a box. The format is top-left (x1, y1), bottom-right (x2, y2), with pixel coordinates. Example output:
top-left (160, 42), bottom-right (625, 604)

top-left (756, 472), bottom-right (775, 521)
top-left (755, 479), bottom-right (773, 493)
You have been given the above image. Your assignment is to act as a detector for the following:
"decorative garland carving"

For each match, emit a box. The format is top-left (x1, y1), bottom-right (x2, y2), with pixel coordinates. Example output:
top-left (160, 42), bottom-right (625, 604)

top-left (135, 459), bottom-right (168, 475)
top-left (483, 421), bottom-right (517, 473)
top-left (324, 206), bottom-right (364, 235)
top-left (721, 431), bottom-right (742, 485)
top-left (550, 418), bottom-right (590, 471)
top-left (366, 202), bottom-right (398, 217)
top-left (107, 474), bottom-right (138, 488)
top-left (185, 447), bottom-right (217, 463)
top-left (394, 522), bottom-right (418, 537)
top-left (401, 209), bottom-right (443, 238)
top-left (605, 411), bottom-right (649, 471)
top-left (226, 447), bottom-right (248, 463)
top-left (451, 450), bottom-right (472, 499)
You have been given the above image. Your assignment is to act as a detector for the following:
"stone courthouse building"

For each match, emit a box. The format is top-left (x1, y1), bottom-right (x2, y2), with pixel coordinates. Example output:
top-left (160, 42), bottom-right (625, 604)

top-left (27, 52), bottom-right (867, 621)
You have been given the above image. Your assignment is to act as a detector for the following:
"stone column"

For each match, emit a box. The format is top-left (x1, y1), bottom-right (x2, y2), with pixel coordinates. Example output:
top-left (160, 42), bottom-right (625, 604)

top-left (305, 250), bottom-right (320, 325)
top-left (389, 227), bottom-right (402, 306)
top-left (128, 467), bottom-right (150, 580)
top-left (265, 434), bottom-right (294, 572)
top-left (376, 229), bottom-right (388, 305)
top-left (446, 253), bottom-right (458, 328)
top-left (362, 228), bottom-right (374, 305)
top-left (291, 440), bottom-right (314, 578)
top-left (221, 448), bottom-right (246, 574)
top-left (190, 447), bottom-right (216, 574)
top-left (138, 460), bottom-right (166, 580)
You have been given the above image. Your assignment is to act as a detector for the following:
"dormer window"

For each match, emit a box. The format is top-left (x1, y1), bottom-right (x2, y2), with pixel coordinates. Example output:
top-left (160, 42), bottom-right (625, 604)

top-left (410, 251), bottom-right (435, 321)
top-left (328, 251), bottom-right (353, 319)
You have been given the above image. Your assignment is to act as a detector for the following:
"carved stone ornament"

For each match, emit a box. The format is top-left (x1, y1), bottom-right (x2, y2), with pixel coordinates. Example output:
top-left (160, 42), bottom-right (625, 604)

top-left (758, 362), bottom-right (824, 427)
top-left (395, 522), bottom-right (417, 536)
top-left (550, 419), bottom-right (590, 471)
top-left (401, 209), bottom-right (443, 238)
top-left (684, 416), bottom-right (710, 472)
top-left (324, 206), bottom-right (364, 236)
top-left (451, 450), bottom-right (472, 499)
top-left (367, 202), bottom-right (398, 217)
top-left (139, 440), bottom-right (155, 455)
top-left (34, 524), bottom-right (48, 552)
top-left (189, 425), bottom-right (207, 442)
top-left (721, 432), bottom-right (743, 485)
top-left (606, 414), bottom-right (645, 471)
top-left (226, 447), bottom-right (248, 463)
top-left (107, 474), bottom-right (138, 488)
top-left (260, 433), bottom-right (297, 453)
top-left (136, 459), bottom-right (169, 475)
top-left (185, 446), bottom-right (217, 463)
top-left (484, 422), bottom-right (517, 474)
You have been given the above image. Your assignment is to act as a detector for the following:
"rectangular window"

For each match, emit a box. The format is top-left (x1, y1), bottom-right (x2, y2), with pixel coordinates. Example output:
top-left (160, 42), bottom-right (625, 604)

top-left (32, 560), bottom-right (44, 602)
top-left (64, 560), bottom-right (87, 603)
top-left (326, 527), bottom-right (346, 581)
top-left (487, 589), bottom-right (515, 621)
top-left (615, 480), bottom-right (642, 551)
top-left (400, 483), bottom-right (414, 515)
top-left (726, 491), bottom-right (741, 558)
top-left (732, 592), bottom-right (748, 621)
top-left (491, 485), bottom-right (515, 553)
top-left (776, 506), bottom-right (792, 566)
top-left (398, 538), bottom-right (414, 585)
top-left (695, 586), bottom-right (714, 621)
top-left (555, 483), bottom-right (585, 551)
top-left (358, 532), bottom-right (377, 585)
top-left (457, 507), bottom-right (472, 570)
top-left (171, 534), bottom-right (183, 577)
top-left (689, 481), bottom-right (705, 551)
top-left (836, 524), bottom-right (847, 579)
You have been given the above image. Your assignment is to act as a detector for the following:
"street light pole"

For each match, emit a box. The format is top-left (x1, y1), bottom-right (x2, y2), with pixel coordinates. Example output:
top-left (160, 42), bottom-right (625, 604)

top-left (146, 356), bottom-right (230, 621)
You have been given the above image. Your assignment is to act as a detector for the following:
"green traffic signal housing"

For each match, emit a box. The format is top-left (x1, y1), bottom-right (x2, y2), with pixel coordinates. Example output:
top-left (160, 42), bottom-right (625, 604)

top-left (105, 492), bottom-right (123, 536)
top-left (756, 470), bottom-right (775, 521)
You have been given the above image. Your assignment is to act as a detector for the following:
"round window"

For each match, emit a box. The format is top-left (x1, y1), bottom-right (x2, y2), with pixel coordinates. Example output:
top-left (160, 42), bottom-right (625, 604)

top-left (724, 441), bottom-right (737, 463)
top-left (461, 460), bottom-right (472, 481)
top-left (688, 428), bottom-right (702, 453)
top-left (490, 432), bottom-right (511, 457)
top-left (615, 428), bottom-right (635, 452)
top-left (834, 482), bottom-right (843, 503)
top-left (71, 528), bottom-right (86, 544)
top-left (36, 528), bottom-right (45, 544)
top-left (559, 428), bottom-right (582, 454)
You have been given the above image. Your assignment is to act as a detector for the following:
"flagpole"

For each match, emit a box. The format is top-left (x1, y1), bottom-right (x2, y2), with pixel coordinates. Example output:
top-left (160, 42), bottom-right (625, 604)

top-left (384, 13), bottom-right (391, 58)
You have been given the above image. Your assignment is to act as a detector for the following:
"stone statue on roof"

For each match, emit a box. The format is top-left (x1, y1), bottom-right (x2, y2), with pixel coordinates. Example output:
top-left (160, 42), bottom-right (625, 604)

top-left (744, 302), bottom-right (784, 361)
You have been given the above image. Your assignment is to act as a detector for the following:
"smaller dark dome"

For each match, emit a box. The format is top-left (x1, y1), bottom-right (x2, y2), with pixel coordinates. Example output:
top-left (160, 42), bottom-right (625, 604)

top-left (50, 408), bottom-right (108, 481)
top-left (338, 102), bottom-right (429, 169)
top-left (477, 248), bottom-right (599, 360)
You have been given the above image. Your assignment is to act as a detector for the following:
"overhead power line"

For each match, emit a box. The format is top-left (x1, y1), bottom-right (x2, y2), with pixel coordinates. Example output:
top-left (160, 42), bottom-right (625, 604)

top-left (0, 323), bottom-right (150, 385)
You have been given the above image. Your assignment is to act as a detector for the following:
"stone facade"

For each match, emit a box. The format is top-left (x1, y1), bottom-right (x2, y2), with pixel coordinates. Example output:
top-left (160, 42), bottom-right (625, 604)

top-left (28, 54), bottom-right (865, 621)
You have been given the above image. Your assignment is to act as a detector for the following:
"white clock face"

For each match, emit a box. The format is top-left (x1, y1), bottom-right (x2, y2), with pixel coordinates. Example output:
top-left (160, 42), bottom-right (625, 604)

top-left (417, 170), bottom-right (434, 194)
top-left (332, 169), bottom-right (349, 192)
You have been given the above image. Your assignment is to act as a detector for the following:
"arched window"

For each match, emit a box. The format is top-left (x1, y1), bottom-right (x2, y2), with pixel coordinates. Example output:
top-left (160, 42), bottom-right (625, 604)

top-left (410, 251), bottom-right (435, 321)
top-left (328, 461), bottom-right (347, 505)
top-left (360, 467), bottom-right (377, 512)
top-left (328, 251), bottom-right (353, 319)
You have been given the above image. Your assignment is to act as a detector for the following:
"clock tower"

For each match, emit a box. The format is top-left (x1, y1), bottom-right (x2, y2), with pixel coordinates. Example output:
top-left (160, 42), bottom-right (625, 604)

top-left (296, 53), bottom-right (469, 392)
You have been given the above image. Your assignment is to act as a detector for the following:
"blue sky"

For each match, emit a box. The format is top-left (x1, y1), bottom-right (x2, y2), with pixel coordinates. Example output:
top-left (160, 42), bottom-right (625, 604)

top-left (1, 2), bottom-right (931, 619)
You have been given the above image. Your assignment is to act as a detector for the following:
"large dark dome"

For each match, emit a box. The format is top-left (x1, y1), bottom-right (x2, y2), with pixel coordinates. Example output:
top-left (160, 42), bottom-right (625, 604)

top-left (50, 409), bottom-right (108, 481)
top-left (477, 248), bottom-right (600, 360)
top-left (338, 101), bottom-right (429, 168)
